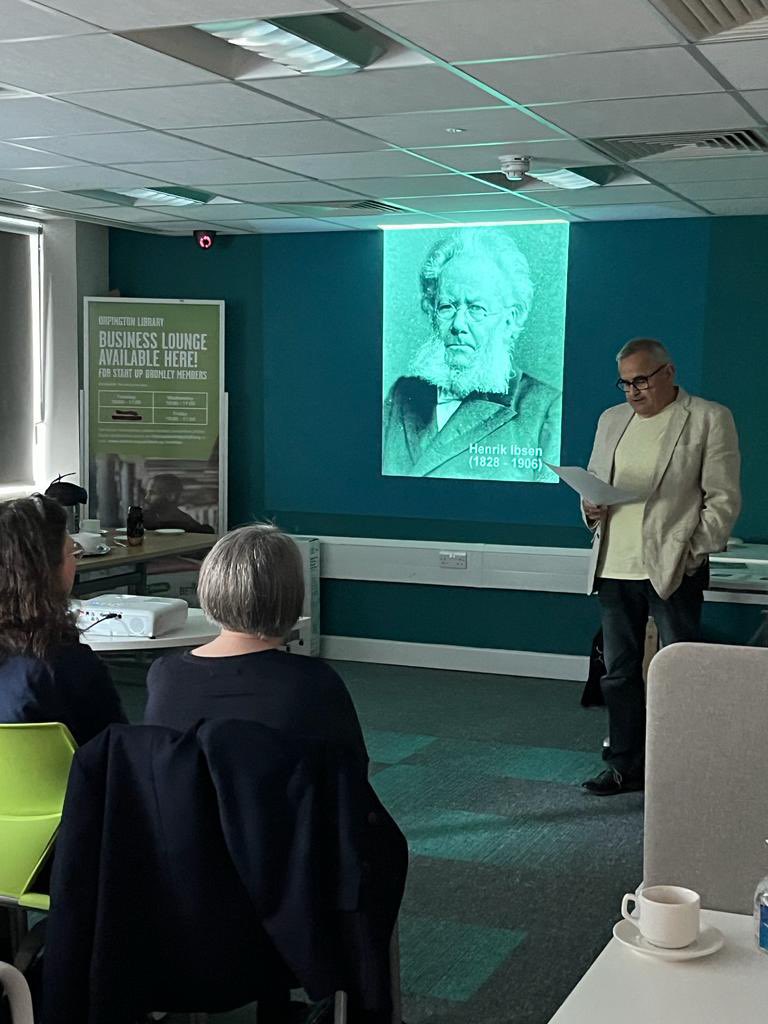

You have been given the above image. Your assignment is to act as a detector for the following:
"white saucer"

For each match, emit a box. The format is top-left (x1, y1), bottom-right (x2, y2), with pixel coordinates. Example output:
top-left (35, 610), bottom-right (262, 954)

top-left (81, 545), bottom-right (111, 558)
top-left (153, 528), bottom-right (185, 535)
top-left (613, 919), bottom-right (724, 961)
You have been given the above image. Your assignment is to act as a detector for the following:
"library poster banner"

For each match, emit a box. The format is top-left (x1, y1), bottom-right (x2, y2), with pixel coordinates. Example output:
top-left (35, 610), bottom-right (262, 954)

top-left (83, 297), bottom-right (225, 533)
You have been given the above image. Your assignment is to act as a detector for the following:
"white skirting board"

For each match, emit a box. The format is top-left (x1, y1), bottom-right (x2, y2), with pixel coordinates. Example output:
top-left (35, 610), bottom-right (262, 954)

top-left (321, 635), bottom-right (589, 681)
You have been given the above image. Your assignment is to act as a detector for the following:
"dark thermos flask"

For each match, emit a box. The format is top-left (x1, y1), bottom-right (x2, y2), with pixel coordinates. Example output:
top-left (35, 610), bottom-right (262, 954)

top-left (126, 505), bottom-right (145, 546)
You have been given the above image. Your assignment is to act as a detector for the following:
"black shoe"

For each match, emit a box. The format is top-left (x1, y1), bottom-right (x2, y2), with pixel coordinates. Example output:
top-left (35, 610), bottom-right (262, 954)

top-left (582, 768), bottom-right (643, 796)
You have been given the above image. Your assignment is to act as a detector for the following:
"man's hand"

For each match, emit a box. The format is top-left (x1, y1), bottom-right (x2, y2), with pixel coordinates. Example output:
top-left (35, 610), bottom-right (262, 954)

top-left (582, 500), bottom-right (608, 523)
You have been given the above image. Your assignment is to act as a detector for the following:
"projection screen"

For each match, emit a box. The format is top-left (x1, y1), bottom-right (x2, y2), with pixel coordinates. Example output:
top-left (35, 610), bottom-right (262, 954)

top-left (382, 221), bottom-right (569, 482)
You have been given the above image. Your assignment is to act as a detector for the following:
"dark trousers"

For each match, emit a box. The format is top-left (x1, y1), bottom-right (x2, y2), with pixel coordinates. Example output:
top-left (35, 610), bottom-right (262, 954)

top-left (597, 564), bottom-right (708, 777)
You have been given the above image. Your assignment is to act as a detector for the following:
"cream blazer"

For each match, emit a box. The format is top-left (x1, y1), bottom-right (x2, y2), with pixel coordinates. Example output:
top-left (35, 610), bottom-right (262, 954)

top-left (585, 389), bottom-right (741, 600)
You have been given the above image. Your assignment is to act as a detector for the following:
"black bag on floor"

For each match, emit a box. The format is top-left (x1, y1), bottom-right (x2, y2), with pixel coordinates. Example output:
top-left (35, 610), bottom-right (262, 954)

top-left (581, 629), bottom-right (605, 708)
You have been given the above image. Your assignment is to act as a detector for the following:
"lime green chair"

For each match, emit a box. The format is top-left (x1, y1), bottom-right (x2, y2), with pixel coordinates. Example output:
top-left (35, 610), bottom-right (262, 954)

top-left (0, 723), bottom-right (77, 914)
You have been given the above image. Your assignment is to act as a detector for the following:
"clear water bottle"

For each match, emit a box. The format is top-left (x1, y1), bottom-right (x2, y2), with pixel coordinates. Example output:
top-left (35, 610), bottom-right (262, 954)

top-left (754, 839), bottom-right (768, 954)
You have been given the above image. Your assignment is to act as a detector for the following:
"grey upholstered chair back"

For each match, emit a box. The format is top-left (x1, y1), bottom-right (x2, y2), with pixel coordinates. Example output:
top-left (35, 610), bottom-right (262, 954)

top-left (644, 642), bottom-right (768, 914)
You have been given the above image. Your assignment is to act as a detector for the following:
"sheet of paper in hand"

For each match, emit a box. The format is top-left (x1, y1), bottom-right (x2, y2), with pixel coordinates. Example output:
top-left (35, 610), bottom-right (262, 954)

top-left (545, 464), bottom-right (640, 506)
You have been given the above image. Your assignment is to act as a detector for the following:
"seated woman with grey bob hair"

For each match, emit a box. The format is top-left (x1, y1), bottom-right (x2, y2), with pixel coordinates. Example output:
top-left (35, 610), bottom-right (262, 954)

top-left (144, 523), bottom-right (366, 757)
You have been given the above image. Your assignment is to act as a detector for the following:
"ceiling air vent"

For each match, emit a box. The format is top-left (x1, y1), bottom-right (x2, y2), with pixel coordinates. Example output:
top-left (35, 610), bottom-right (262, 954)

top-left (652, 0), bottom-right (768, 40)
top-left (592, 128), bottom-right (768, 163)
top-left (272, 199), bottom-right (408, 215)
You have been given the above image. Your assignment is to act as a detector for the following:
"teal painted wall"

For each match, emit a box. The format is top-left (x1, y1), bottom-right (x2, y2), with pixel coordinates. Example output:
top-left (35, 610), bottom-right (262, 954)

top-left (702, 217), bottom-right (768, 541)
top-left (109, 218), bottom-right (767, 656)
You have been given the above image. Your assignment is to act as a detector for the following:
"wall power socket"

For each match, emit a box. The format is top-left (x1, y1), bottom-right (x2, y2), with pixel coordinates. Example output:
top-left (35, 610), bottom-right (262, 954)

top-left (439, 550), bottom-right (468, 570)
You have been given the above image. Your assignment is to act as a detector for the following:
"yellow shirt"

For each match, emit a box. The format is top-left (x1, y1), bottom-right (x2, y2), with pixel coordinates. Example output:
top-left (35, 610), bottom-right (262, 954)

top-left (598, 403), bottom-right (677, 580)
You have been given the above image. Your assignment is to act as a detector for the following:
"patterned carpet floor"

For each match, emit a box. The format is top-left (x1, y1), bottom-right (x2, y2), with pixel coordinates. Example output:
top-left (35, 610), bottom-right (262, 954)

top-left (116, 658), bottom-right (644, 1024)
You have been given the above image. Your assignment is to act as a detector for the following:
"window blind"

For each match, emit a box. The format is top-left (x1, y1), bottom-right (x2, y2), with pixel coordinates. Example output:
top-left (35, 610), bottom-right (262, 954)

top-left (0, 229), bottom-right (38, 487)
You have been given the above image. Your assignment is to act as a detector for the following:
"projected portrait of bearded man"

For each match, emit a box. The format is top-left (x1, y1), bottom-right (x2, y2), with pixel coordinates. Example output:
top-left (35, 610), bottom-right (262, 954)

top-left (382, 227), bottom-right (563, 481)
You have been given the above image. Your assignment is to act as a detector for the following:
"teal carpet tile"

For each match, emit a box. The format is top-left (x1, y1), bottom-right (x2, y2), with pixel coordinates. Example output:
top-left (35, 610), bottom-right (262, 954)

top-left (400, 915), bottom-right (526, 1002)
top-left (363, 728), bottom-right (437, 764)
top-left (407, 736), bottom-right (599, 786)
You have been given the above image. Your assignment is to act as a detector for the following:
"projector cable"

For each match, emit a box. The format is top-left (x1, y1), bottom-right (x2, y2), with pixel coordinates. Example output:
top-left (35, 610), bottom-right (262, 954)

top-left (79, 613), bottom-right (121, 632)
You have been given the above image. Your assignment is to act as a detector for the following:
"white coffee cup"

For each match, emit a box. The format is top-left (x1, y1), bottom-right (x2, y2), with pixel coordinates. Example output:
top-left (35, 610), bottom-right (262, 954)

top-left (621, 885), bottom-right (700, 948)
top-left (81, 518), bottom-right (101, 534)
top-left (72, 532), bottom-right (108, 556)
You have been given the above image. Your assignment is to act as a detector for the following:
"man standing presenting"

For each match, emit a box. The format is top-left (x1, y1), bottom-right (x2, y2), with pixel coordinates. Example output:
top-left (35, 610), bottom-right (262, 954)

top-left (582, 338), bottom-right (741, 795)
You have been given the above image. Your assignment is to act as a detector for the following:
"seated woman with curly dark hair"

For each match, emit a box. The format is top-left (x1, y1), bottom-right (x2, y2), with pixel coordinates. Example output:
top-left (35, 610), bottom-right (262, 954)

top-left (0, 494), bottom-right (126, 744)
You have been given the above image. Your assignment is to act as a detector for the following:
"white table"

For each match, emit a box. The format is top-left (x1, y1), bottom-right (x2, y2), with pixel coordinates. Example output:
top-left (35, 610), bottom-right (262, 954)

top-left (85, 610), bottom-right (311, 653)
top-left (712, 544), bottom-right (768, 568)
top-left (548, 911), bottom-right (764, 1023)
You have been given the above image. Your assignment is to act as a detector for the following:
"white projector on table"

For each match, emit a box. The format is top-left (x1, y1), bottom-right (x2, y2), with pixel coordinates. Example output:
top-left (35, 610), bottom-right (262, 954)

top-left (74, 594), bottom-right (188, 638)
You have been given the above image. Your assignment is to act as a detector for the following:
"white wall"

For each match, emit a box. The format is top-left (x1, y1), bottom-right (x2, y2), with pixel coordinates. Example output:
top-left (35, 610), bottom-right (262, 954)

top-left (38, 220), bottom-right (108, 491)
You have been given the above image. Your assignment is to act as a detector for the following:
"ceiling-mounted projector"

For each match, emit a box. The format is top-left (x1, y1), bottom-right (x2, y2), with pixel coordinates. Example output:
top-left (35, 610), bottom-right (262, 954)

top-left (498, 154), bottom-right (531, 181)
top-left (497, 154), bottom-right (600, 190)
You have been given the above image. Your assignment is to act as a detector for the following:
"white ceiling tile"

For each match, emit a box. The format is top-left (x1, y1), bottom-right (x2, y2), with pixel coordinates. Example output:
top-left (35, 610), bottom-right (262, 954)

top-left (127, 218), bottom-right (245, 230)
top-left (347, 0), bottom-right (446, 4)
top-left (438, 208), bottom-right (580, 222)
top-left (699, 198), bottom-right (768, 214)
top-left (631, 155), bottom-right (768, 182)
top-left (698, 42), bottom-right (768, 91)
top-left (0, 97), bottom-right (144, 140)
top-left (0, 1), bottom-right (97, 40)
top-left (332, 174), bottom-right (500, 197)
top-left (253, 66), bottom-right (497, 118)
top-left (673, 179), bottom-right (768, 200)
top-left (0, 142), bottom-right (79, 169)
top-left (742, 91), bottom-right (768, 121)
top-left (158, 203), bottom-right (293, 220)
top-left (18, 190), bottom-right (116, 210)
top-left (257, 149), bottom-right (436, 178)
top-left (64, 83), bottom-right (316, 129)
top-left (0, 34), bottom-right (218, 93)
top-left (170, 120), bottom-right (386, 157)
top-left (32, 130), bottom-right (224, 163)
top-left (340, 106), bottom-right (561, 148)
top-left (112, 158), bottom-right (303, 185)
top-left (360, 0), bottom-right (680, 62)
top-left (535, 93), bottom-right (758, 137)
top-left (228, 217), bottom-right (347, 232)
top-left (200, 181), bottom-right (365, 203)
top-left (551, 184), bottom-right (675, 206)
top-left (417, 139), bottom-right (611, 172)
top-left (462, 47), bottom-right (722, 105)
top-left (324, 213), bottom-right (451, 230)
top-left (29, 1), bottom-right (334, 30)
top-left (576, 202), bottom-right (702, 220)
top-left (0, 165), bottom-right (153, 188)
top-left (408, 192), bottom-right (547, 212)
top-left (0, 180), bottom-right (50, 194)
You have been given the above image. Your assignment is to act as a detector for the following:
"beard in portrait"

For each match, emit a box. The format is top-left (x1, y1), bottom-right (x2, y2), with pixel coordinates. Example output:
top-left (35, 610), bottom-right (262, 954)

top-left (382, 228), bottom-right (561, 481)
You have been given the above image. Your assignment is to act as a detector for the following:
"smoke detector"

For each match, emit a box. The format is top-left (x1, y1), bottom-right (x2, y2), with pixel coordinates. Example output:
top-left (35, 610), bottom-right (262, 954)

top-left (498, 154), bottom-right (531, 181)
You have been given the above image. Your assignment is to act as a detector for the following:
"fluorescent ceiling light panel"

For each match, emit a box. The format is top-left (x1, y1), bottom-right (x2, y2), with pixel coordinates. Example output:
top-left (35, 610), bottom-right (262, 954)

top-left (117, 187), bottom-right (206, 206)
top-left (69, 185), bottom-right (228, 207)
top-left (197, 19), bottom-right (359, 74)
top-left (526, 168), bottom-right (599, 190)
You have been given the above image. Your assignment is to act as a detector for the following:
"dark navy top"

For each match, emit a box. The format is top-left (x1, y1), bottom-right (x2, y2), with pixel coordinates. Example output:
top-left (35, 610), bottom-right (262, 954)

top-left (0, 643), bottom-right (127, 746)
top-left (145, 649), bottom-right (367, 760)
